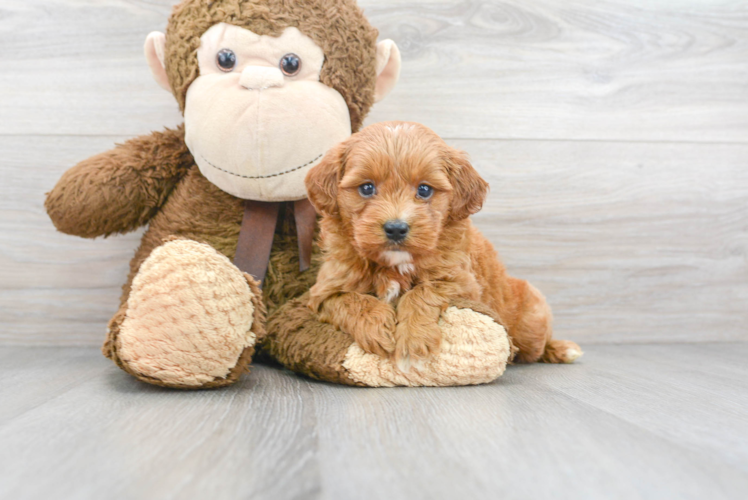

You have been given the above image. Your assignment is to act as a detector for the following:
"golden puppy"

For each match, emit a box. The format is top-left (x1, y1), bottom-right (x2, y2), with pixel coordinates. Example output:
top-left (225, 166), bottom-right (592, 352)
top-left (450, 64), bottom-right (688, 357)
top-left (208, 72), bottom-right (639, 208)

top-left (305, 121), bottom-right (582, 370)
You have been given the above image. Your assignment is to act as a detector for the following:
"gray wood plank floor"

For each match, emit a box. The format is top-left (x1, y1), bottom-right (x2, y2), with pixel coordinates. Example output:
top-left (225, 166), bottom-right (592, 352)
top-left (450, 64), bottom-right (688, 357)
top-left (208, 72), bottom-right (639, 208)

top-left (1, 344), bottom-right (747, 500)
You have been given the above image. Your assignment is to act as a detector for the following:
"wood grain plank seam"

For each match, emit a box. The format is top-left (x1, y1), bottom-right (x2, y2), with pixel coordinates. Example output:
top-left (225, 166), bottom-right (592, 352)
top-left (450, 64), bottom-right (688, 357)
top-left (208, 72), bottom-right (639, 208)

top-left (2, 134), bottom-right (748, 146)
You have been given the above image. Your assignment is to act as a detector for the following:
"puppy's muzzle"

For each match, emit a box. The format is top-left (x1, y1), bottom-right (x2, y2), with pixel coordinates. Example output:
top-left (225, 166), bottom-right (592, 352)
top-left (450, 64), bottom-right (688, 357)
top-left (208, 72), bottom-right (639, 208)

top-left (383, 219), bottom-right (409, 243)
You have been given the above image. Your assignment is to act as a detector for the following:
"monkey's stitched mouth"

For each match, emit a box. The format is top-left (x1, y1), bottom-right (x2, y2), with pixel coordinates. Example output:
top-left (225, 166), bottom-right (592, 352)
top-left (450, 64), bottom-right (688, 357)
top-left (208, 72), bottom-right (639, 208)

top-left (199, 152), bottom-right (324, 179)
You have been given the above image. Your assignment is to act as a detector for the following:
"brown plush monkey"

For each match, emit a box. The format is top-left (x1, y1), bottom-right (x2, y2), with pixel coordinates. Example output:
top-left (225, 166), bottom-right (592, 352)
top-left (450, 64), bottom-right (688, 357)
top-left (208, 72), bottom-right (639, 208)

top-left (46, 0), bottom-right (513, 389)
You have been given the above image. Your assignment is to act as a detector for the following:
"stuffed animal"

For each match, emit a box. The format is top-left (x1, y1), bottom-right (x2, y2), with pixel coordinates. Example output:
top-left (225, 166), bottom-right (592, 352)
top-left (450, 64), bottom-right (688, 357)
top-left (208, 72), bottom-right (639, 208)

top-left (45, 0), bottom-right (514, 389)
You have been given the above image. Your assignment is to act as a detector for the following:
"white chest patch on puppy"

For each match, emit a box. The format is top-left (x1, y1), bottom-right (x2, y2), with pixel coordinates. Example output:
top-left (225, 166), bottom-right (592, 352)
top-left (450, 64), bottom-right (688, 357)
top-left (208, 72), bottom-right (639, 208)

top-left (397, 263), bottom-right (415, 275)
top-left (381, 250), bottom-right (412, 266)
top-left (380, 250), bottom-right (415, 275)
top-left (384, 280), bottom-right (401, 304)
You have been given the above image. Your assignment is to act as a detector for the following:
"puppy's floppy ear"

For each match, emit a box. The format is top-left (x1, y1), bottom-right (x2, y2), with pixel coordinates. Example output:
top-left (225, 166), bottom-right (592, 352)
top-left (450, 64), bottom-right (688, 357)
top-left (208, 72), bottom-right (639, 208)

top-left (445, 147), bottom-right (489, 221)
top-left (305, 141), bottom-right (348, 217)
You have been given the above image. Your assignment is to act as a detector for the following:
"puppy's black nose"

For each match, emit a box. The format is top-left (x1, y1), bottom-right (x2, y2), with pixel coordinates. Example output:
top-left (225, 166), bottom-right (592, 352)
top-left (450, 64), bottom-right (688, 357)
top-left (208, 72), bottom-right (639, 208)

top-left (383, 220), bottom-right (409, 242)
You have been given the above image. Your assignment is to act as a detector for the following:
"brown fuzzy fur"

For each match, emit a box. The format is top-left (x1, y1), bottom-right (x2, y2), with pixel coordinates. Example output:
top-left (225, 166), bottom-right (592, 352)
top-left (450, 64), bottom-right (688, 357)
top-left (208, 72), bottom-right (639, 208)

top-left (45, 126), bottom-right (193, 239)
top-left (164, 0), bottom-right (379, 131)
top-left (44, 1), bottom-right (523, 388)
top-left (306, 122), bottom-right (582, 367)
top-left (263, 293), bottom-right (366, 386)
top-left (45, 0), bottom-right (378, 308)
top-left (45, 0), bottom-right (381, 388)
top-left (44, 0), bottom-right (377, 376)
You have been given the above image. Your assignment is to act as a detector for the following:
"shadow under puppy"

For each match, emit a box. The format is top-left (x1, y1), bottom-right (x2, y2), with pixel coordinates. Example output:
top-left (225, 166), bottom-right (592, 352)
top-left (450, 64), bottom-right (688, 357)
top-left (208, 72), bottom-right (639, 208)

top-left (305, 121), bottom-right (582, 371)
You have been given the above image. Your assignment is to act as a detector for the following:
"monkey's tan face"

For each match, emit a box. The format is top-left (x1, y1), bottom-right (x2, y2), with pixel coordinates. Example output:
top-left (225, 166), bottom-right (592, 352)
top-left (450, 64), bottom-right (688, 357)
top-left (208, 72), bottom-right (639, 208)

top-left (184, 23), bottom-right (352, 201)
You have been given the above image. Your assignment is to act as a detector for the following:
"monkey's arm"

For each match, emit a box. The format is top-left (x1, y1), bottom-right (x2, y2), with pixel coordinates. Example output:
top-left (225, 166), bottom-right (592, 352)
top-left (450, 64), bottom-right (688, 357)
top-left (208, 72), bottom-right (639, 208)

top-left (45, 125), bottom-right (192, 238)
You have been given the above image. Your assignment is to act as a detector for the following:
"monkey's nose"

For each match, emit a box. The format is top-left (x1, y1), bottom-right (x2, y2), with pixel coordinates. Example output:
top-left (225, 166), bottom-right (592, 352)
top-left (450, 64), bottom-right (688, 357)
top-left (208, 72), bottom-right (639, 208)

top-left (383, 220), bottom-right (409, 243)
top-left (240, 66), bottom-right (285, 90)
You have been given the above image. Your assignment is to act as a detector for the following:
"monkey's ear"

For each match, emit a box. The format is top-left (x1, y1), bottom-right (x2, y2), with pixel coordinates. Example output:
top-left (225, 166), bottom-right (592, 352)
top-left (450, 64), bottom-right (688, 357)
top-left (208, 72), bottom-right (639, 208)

top-left (144, 32), bottom-right (171, 91)
top-left (305, 142), bottom-right (348, 217)
top-left (374, 40), bottom-right (401, 102)
top-left (446, 148), bottom-right (489, 221)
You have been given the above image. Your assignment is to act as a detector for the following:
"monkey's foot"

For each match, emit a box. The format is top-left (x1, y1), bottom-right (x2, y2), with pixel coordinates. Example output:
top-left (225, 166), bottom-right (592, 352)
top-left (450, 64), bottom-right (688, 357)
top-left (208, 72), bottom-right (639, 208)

top-left (109, 239), bottom-right (264, 389)
top-left (265, 296), bottom-right (513, 387)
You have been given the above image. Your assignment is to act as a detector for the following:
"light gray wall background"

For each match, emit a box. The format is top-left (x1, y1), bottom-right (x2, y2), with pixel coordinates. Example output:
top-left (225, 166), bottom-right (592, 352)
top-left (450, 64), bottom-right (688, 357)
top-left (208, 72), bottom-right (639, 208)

top-left (1, 0), bottom-right (746, 346)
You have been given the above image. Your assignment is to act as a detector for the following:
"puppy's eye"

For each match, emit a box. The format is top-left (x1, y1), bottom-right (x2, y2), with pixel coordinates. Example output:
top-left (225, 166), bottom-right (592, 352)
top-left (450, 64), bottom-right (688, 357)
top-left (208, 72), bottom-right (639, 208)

top-left (417, 184), bottom-right (434, 200)
top-left (216, 49), bottom-right (237, 72)
top-left (280, 53), bottom-right (301, 76)
top-left (358, 183), bottom-right (376, 198)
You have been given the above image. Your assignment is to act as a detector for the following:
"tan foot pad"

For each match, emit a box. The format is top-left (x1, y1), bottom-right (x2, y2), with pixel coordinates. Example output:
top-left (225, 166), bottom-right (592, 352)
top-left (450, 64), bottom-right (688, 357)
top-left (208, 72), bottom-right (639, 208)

top-left (117, 239), bottom-right (256, 387)
top-left (343, 306), bottom-right (512, 387)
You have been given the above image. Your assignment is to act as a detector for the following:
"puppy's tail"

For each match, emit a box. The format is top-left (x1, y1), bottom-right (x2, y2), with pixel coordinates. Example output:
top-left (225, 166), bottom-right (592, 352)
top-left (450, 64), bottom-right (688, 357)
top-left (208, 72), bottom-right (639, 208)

top-left (541, 339), bottom-right (583, 364)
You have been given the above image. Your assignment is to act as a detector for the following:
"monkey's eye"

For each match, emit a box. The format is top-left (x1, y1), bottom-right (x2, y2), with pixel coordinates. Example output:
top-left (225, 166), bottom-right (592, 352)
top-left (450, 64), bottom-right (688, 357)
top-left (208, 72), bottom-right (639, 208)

top-left (216, 49), bottom-right (237, 72)
top-left (280, 53), bottom-right (301, 76)
top-left (358, 183), bottom-right (376, 198)
top-left (417, 184), bottom-right (434, 200)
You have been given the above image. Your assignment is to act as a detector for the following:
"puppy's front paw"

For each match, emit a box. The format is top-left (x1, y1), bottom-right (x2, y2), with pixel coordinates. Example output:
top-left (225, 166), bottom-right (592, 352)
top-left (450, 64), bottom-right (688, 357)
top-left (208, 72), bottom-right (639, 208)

top-left (394, 322), bottom-right (442, 372)
top-left (350, 297), bottom-right (397, 358)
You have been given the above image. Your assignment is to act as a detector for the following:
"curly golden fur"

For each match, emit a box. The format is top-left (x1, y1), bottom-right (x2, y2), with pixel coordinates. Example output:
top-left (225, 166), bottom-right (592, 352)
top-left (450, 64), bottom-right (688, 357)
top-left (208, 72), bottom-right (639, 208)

top-left (306, 122), bottom-right (582, 369)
